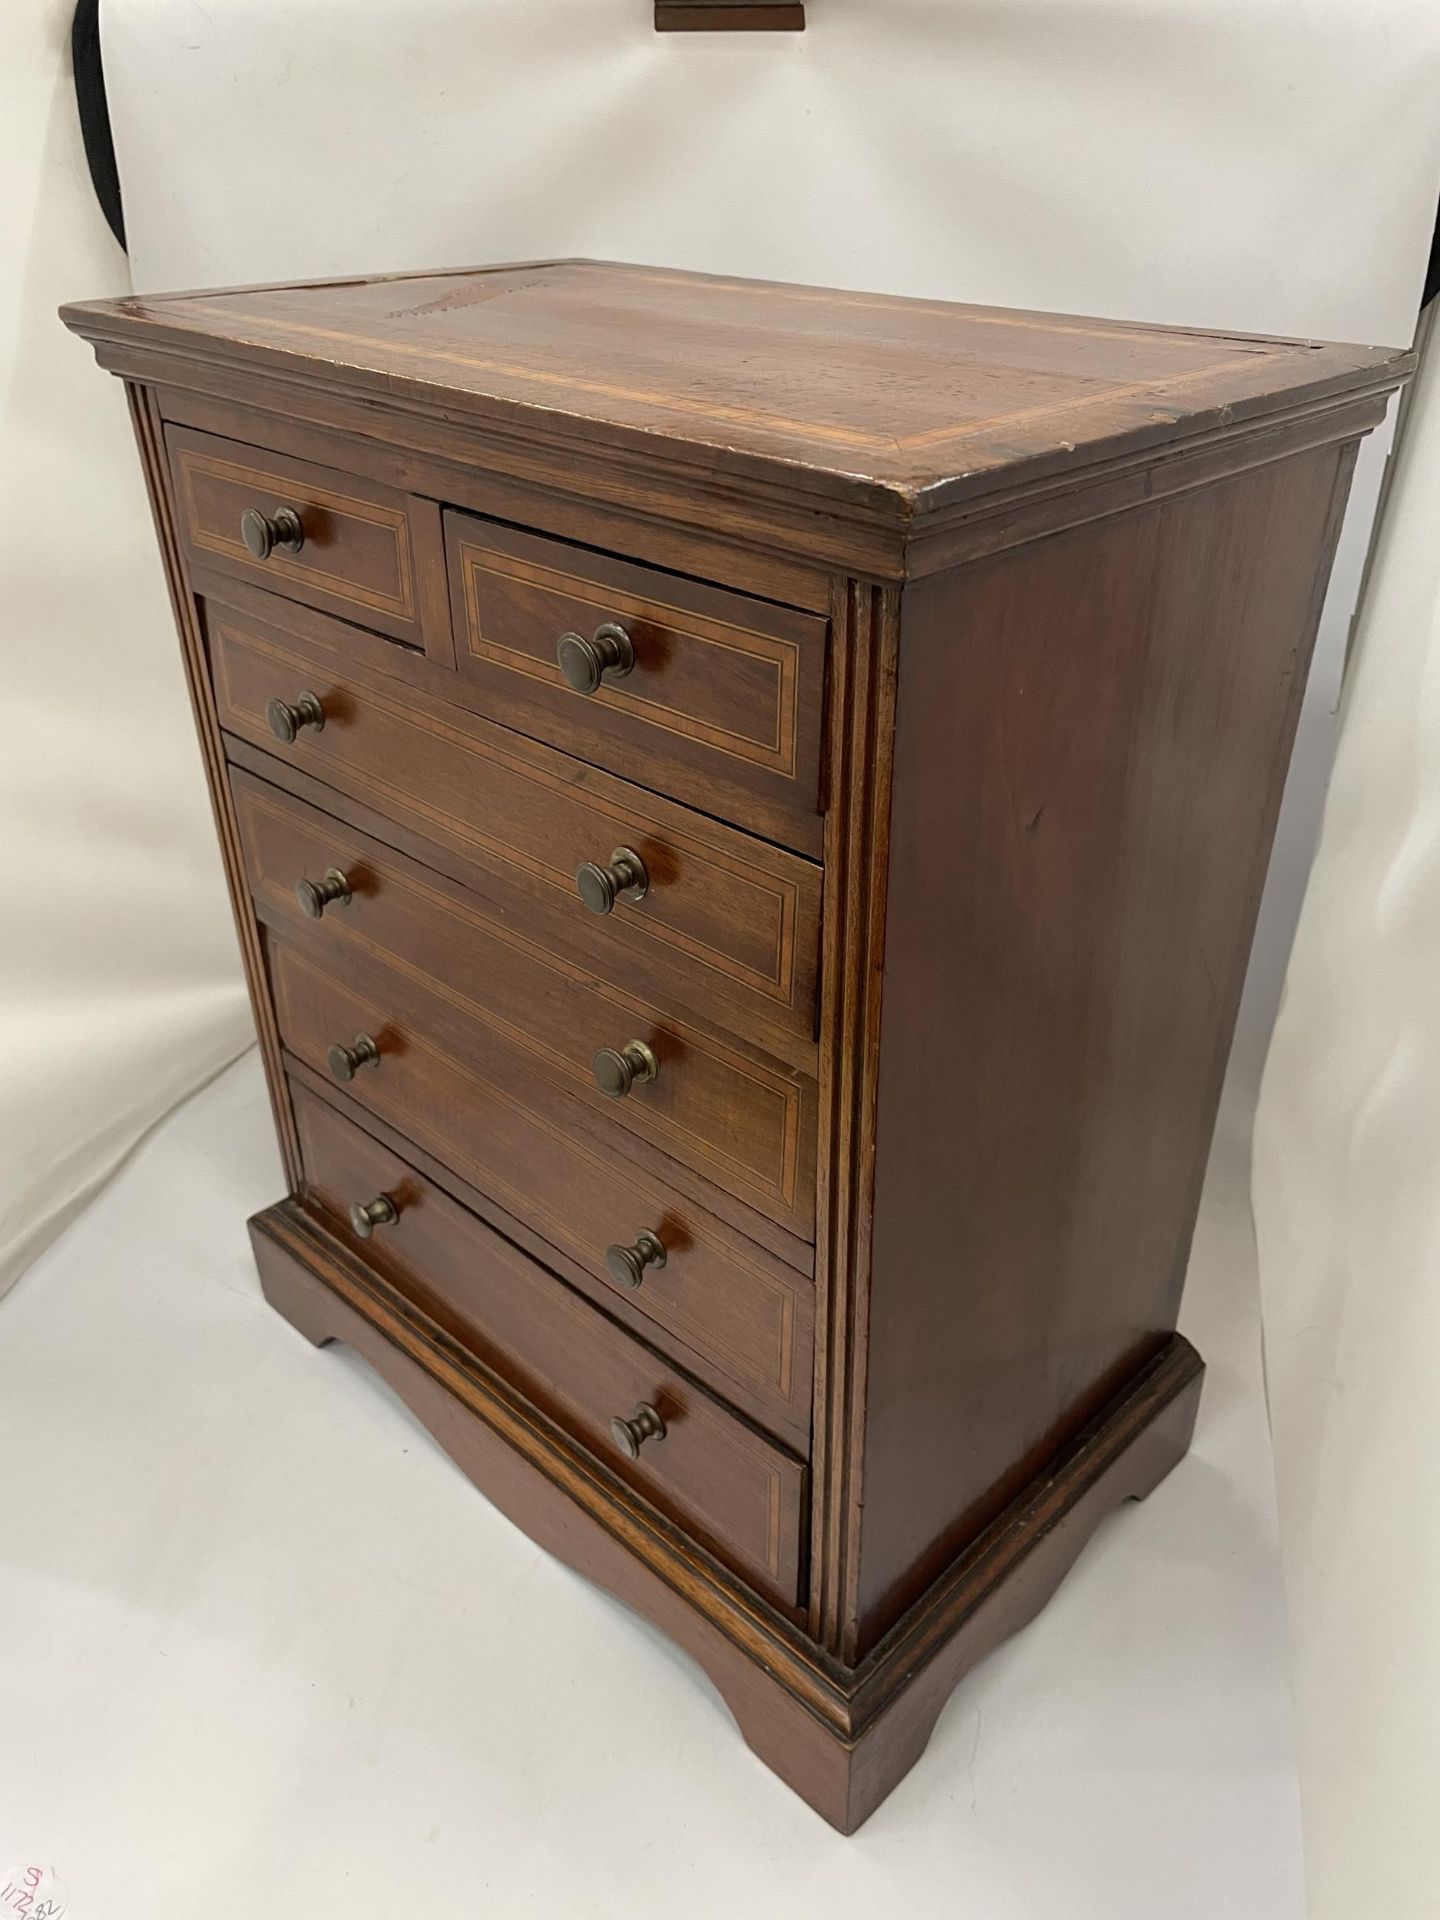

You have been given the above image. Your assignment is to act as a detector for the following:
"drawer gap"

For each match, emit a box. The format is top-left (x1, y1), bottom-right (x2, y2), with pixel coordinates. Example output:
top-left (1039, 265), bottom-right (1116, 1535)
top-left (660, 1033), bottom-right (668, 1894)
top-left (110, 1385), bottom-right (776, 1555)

top-left (444, 499), bottom-right (829, 620)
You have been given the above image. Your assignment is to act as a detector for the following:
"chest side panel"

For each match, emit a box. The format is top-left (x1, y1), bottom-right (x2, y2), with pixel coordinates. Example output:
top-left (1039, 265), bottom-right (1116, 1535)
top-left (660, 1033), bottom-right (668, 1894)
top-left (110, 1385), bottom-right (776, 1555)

top-left (852, 440), bottom-right (1356, 1652)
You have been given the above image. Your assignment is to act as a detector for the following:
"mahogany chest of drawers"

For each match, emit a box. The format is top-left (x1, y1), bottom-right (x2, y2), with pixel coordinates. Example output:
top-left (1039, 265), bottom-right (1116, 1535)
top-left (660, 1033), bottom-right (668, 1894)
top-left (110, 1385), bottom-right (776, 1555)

top-left (63, 263), bottom-right (1409, 1829)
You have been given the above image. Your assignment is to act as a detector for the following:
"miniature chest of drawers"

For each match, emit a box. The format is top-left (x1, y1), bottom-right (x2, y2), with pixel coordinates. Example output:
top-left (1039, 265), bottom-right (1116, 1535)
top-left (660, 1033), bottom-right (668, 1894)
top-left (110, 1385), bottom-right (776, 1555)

top-left (63, 263), bottom-right (1409, 1830)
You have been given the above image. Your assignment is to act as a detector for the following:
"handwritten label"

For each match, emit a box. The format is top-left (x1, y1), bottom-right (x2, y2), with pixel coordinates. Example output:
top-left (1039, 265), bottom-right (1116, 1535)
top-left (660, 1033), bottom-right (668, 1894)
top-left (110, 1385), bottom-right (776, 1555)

top-left (0, 1864), bottom-right (67, 1920)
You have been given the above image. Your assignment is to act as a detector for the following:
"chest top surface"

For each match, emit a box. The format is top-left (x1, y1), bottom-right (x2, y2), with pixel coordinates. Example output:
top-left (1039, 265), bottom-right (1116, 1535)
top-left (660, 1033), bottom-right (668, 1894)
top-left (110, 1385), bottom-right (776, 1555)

top-left (63, 259), bottom-right (1408, 521)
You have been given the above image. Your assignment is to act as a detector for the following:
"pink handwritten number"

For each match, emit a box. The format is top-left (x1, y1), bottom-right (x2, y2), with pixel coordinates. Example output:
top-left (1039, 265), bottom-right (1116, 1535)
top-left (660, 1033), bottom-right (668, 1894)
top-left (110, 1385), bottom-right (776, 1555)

top-left (2, 1868), bottom-right (60, 1920)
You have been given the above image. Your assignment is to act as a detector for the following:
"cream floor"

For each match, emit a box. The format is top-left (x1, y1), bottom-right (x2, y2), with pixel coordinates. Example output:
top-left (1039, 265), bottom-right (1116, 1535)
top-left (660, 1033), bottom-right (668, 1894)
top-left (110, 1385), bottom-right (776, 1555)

top-left (0, 1049), bottom-right (1302, 1918)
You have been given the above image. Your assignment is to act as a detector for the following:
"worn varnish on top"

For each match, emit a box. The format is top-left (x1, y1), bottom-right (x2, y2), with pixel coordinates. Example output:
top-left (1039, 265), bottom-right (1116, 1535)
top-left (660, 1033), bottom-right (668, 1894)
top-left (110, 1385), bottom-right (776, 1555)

top-left (61, 260), bottom-right (1404, 515)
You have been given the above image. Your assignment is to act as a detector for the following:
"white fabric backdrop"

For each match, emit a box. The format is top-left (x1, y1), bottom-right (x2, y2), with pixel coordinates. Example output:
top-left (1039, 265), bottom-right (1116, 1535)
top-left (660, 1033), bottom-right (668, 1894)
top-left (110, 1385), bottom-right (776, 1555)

top-left (0, 0), bottom-right (251, 1293)
top-left (17, 0), bottom-right (1438, 1906)
top-left (1255, 300), bottom-right (1440, 1920)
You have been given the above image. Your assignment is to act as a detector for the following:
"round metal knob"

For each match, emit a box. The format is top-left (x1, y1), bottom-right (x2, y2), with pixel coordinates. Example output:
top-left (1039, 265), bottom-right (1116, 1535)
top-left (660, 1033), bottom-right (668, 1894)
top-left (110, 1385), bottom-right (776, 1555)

top-left (348, 1193), bottom-right (398, 1239)
top-left (610, 1403), bottom-right (666, 1459)
top-left (266, 691), bottom-right (326, 743)
top-left (240, 505), bottom-right (305, 560)
top-left (556, 621), bottom-right (635, 695)
top-left (575, 847), bottom-right (649, 916)
top-left (605, 1230), bottom-right (667, 1292)
top-left (327, 1033), bottom-right (381, 1082)
top-left (593, 1040), bottom-right (658, 1100)
top-left (295, 868), bottom-right (352, 918)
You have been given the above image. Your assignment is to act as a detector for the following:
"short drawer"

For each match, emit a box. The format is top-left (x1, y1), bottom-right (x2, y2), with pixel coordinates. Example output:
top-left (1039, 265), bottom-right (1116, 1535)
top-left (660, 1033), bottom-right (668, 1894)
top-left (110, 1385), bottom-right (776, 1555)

top-left (169, 425), bottom-right (428, 646)
top-left (269, 937), bottom-right (815, 1441)
top-left (445, 514), bottom-right (828, 855)
top-left (292, 1084), bottom-right (807, 1608)
top-left (233, 771), bottom-right (817, 1243)
top-left (209, 593), bottom-right (821, 1070)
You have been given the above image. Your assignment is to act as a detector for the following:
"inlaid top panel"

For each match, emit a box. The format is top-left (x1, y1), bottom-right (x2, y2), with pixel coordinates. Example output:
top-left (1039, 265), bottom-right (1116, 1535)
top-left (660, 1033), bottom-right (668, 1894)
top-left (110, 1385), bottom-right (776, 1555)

top-left (63, 260), bottom-right (1407, 515)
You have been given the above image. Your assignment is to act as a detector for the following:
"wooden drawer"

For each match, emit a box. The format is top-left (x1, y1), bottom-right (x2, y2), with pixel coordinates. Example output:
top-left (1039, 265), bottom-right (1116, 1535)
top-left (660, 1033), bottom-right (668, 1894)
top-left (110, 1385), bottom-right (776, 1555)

top-left (292, 1083), bottom-right (806, 1608)
top-left (208, 594), bottom-right (821, 1069)
top-left (233, 771), bottom-right (817, 1244)
top-left (269, 937), bottom-right (815, 1440)
top-left (444, 514), bottom-right (827, 855)
top-left (169, 425), bottom-right (431, 647)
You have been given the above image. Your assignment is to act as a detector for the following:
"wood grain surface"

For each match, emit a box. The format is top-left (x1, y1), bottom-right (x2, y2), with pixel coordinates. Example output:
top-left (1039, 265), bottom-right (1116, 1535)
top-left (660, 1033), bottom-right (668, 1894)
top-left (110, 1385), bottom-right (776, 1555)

top-left (65, 261), bottom-right (1409, 517)
top-left (269, 937), bottom-right (814, 1437)
top-left (231, 770), bottom-right (818, 1244)
top-left (446, 510), bottom-right (828, 851)
top-left (59, 259), bottom-right (1411, 1829)
top-left (168, 424), bottom-right (425, 645)
top-left (852, 440), bottom-right (1357, 1651)
top-left (291, 1084), bottom-right (808, 1608)
top-left (205, 593), bottom-right (822, 1063)
top-left (253, 1192), bottom-right (1202, 1830)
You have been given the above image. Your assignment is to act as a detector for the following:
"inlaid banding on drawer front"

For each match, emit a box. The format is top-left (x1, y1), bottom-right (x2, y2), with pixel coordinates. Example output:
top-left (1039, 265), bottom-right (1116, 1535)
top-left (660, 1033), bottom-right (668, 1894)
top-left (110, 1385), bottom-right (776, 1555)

top-left (368, 689), bottom-right (797, 995)
top-left (180, 451), bottom-right (413, 617)
top-left (459, 548), bottom-right (801, 773)
top-left (269, 940), bottom-right (814, 1431)
top-left (291, 1083), bottom-right (806, 1606)
top-left (206, 599), bottom-right (821, 1057)
top-left (233, 774), bottom-right (816, 1238)
top-left (442, 514), bottom-right (828, 857)
top-left (169, 426), bottom-right (423, 643)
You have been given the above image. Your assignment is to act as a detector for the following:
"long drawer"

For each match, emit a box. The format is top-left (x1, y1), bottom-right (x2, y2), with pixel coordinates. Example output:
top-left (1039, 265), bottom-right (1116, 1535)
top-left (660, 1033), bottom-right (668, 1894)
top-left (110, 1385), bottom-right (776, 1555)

top-left (268, 936), bottom-right (815, 1439)
top-left (444, 512), bottom-right (827, 853)
top-left (292, 1084), bottom-right (806, 1609)
top-left (208, 591), bottom-right (821, 1070)
top-left (233, 771), bottom-right (817, 1244)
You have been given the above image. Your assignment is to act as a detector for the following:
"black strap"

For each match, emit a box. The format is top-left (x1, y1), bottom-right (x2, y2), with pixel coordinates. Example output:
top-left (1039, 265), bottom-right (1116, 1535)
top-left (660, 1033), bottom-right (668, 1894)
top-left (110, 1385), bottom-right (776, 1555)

top-left (72, 0), bottom-right (126, 251)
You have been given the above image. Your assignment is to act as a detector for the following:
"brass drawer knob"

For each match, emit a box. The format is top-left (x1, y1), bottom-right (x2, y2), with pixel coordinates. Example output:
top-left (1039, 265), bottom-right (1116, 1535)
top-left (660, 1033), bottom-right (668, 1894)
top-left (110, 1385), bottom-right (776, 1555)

top-left (575, 846), bottom-right (649, 915)
top-left (295, 867), bottom-right (352, 918)
top-left (605, 1230), bottom-right (667, 1291)
top-left (593, 1039), bottom-right (658, 1100)
top-left (327, 1033), bottom-right (381, 1082)
top-left (349, 1193), bottom-right (398, 1238)
top-left (240, 504), bottom-right (305, 560)
top-left (556, 621), bottom-right (635, 695)
top-left (610, 1402), bottom-right (665, 1459)
top-left (266, 691), bottom-right (325, 742)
